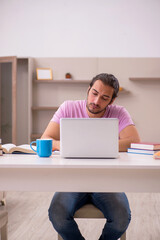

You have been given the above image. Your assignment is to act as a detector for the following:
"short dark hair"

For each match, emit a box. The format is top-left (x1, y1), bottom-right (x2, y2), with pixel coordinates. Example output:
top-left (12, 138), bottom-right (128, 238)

top-left (89, 73), bottom-right (119, 100)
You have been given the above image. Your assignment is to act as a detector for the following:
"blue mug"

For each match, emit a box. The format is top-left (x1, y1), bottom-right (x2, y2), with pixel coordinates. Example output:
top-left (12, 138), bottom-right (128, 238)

top-left (30, 139), bottom-right (53, 157)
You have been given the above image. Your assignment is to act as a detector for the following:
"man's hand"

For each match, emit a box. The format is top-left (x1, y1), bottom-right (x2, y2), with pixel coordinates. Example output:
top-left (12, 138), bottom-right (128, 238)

top-left (52, 140), bottom-right (60, 151)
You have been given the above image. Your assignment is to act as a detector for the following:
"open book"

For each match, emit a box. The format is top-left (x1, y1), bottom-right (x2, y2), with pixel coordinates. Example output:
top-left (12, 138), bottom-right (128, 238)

top-left (1, 144), bottom-right (36, 154)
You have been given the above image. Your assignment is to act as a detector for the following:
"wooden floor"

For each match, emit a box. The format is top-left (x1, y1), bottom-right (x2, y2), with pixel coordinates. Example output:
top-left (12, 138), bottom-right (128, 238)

top-left (5, 192), bottom-right (160, 240)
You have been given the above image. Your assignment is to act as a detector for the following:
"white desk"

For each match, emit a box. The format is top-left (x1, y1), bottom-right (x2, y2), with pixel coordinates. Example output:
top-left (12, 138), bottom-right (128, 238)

top-left (0, 153), bottom-right (160, 192)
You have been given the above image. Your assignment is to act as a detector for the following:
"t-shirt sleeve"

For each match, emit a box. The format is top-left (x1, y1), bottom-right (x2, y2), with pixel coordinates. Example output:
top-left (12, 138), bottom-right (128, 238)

top-left (118, 107), bottom-right (134, 133)
top-left (50, 102), bottom-right (67, 124)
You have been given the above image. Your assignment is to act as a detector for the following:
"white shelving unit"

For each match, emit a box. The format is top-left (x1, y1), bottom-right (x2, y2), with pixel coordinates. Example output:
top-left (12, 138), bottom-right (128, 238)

top-left (31, 79), bottom-right (128, 141)
top-left (4, 57), bottom-right (158, 144)
top-left (31, 79), bottom-right (91, 141)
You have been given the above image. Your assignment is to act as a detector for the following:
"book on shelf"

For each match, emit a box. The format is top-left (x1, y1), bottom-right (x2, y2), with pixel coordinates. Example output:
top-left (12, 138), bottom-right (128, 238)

top-left (1, 143), bottom-right (36, 154)
top-left (130, 142), bottom-right (160, 150)
top-left (127, 148), bottom-right (159, 155)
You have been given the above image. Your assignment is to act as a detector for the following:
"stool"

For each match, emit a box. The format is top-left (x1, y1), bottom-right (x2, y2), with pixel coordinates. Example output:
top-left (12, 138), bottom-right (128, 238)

top-left (0, 206), bottom-right (8, 240)
top-left (58, 204), bottom-right (126, 240)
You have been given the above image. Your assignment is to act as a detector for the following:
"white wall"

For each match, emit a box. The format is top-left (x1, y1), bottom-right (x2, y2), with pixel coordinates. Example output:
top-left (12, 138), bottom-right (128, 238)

top-left (0, 0), bottom-right (160, 57)
top-left (1, 1), bottom-right (160, 144)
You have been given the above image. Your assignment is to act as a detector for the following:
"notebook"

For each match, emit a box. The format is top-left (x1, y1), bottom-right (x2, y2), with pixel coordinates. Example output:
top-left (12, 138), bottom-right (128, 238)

top-left (60, 118), bottom-right (119, 158)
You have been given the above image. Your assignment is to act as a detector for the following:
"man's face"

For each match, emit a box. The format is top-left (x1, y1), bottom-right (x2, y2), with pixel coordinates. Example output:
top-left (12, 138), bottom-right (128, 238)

top-left (86, 80), bottom-right (114, 118)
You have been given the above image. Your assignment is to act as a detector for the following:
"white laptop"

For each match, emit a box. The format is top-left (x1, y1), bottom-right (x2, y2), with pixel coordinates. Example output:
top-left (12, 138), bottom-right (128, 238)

top-left (60, 118), bottom-right (119, 158)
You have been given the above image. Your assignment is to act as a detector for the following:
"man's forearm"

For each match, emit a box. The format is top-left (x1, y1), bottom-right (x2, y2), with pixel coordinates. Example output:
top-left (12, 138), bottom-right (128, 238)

top-left (41, 135), bottom-right (60, 151)
top-left (119, 139), bottom-right (134, 152)
top-left (119, 125), bottom-right (141, 152)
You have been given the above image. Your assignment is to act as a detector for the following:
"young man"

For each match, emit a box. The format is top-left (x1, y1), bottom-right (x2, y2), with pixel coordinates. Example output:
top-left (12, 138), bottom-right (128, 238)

top-left (41, 73), bottom-right (140, 240)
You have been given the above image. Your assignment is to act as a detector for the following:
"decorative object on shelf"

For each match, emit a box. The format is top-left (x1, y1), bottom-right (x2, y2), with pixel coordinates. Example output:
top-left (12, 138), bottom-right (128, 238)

top-left (118, 87), bottom-right (129, 94)
top-left (36, 68), bottom-right (53, 80)
top-left (65, 72), bottom-right (72, 80)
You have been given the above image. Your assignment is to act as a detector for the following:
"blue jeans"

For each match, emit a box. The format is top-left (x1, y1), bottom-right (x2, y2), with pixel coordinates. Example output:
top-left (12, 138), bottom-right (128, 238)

top-left (48, 192), bottom-right (131, 240)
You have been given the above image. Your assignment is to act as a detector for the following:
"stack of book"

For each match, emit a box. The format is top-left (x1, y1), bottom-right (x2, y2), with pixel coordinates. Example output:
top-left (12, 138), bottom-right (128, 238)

top-left (127, 142), bottom-right (160, 155)
top-left (0, 139), bottom-right (3, 156)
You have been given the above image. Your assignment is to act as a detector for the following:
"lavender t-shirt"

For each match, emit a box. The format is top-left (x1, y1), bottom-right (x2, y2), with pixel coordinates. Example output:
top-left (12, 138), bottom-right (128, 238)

top-left (51, 100), bottom-right (134, 134)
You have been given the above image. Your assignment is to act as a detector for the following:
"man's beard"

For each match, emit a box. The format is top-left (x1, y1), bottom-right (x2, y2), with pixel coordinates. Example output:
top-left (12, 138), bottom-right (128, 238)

top-left (86, 102), bottom-right (106, 115)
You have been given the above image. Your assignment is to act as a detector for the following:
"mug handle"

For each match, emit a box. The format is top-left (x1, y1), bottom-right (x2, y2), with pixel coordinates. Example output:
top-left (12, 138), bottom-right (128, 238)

top-left (30, 141), bottom-right (37, 153)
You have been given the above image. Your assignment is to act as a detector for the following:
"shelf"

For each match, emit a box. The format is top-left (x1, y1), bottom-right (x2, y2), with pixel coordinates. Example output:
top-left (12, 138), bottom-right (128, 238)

top-left (34, 80), bottom-right (127, 91)
top-left (129, 77), bottom-right (160, 81)
top-left (31, 133), bottom-right (42, 140)
top-left (34, 80), bottom-right (90, 84)
top-left (119, 88), bottom-right (129, 94)
top-left (32, 106), bottom-right (58, 111)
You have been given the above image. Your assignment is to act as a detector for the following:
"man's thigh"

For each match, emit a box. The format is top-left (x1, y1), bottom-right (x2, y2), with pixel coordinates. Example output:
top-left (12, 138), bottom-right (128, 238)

top-left (91, 192), bottom-right (130, 218)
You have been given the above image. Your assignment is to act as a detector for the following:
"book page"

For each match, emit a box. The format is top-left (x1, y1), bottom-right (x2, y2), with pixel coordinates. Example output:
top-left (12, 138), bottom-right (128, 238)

top-left (10, 144), bottom-right (36, 154)
top-left (2, 144), bottom-right (16, 153)
top-left (1, 143), bottom-right (36, 154)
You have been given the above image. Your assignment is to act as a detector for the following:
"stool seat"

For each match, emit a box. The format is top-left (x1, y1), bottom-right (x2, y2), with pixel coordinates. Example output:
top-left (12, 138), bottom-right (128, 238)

top-left (0, 206), bottom-right (8, 240)
top-left (58, 203), bottom-right (126, 240)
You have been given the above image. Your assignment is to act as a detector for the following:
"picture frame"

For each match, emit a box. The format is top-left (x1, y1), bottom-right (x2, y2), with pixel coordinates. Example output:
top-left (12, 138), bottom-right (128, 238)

top-left (36, 68), bottom-right (53, 80)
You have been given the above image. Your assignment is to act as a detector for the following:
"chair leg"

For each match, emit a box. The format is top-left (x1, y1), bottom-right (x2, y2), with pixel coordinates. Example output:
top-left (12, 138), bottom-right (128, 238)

top-left (1, 223), bottom-right (8, 240)
top-left (58, 234), bottom-right (63, 240)
top-left (120, 231), bottom-right (126, 240)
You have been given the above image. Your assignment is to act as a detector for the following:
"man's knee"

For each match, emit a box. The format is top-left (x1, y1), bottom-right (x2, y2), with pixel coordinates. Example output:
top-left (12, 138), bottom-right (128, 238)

top-left (48, 202), bottom-right (62, 231)
top-left (48, 200), bottom-right (71, 234)
top-left (114, 208), bottom-right (131, 233)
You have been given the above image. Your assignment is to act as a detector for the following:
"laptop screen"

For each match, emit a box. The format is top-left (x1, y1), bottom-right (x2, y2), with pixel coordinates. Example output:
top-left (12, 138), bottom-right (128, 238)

top-left (60, 118), bottom-right (118, 158)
